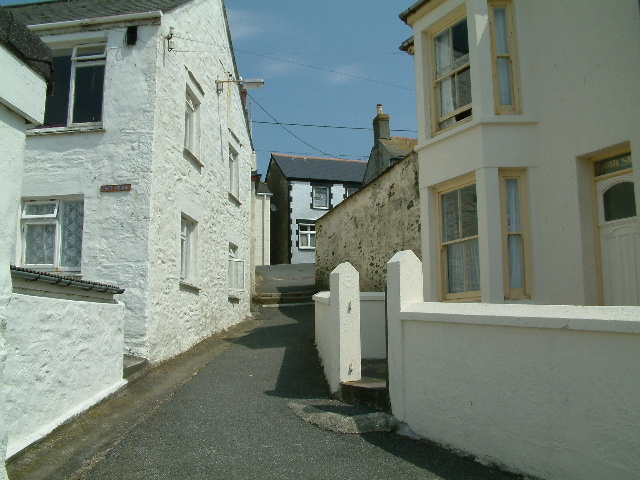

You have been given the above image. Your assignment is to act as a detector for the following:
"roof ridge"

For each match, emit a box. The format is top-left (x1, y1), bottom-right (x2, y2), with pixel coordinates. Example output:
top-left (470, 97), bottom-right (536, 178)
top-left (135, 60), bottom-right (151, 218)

top-left (272, 153), bottom-right (366, 163)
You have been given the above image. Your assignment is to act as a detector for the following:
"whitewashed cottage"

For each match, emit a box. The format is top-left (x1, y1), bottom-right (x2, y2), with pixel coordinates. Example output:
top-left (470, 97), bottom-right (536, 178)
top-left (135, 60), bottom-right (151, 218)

top-left (9, 0), bottom-right (254, 364)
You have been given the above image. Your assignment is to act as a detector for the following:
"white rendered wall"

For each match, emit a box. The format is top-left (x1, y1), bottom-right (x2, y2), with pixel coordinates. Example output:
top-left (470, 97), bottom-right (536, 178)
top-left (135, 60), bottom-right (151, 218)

top-left (360, 292), bottom-right (386, 359)
top-left (253, 193), bottom-right (271, 266)
top-left (408, 0), bottom-right (640, 305)
top-left (4, 293), bottom-right (125, 457)
top-left (387, 252), bottom-right (640, 480)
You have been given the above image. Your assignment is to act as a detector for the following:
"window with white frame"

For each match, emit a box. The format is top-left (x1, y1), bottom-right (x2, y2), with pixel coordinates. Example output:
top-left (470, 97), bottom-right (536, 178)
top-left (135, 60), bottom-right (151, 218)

top-left (312, 186), bottom-right (330, 209)
top-left (180, 215), bottom-right (197, 283)
top-left (501, 171), bottom-right (528, 298)
top-left (229, 145), bottom-right (240, 199)
top-left (432, 15), bottom-right (471, 132)
top-left (439, 182), bottom-right (479, 298)
top-left (298, 223), bottom-right (316, 250)
top-left (21, 199), bottom-right (84, 272)
top-left (184, 88), bottom-right (201, 156)
top-left (489, 1), bottom-right (521, 114)
top-left (345, 187), bottom-right (359, 198)
top-left (228, 243), bottom-right (245, 291)
top-left (43, 44), bottom-right (106, 128)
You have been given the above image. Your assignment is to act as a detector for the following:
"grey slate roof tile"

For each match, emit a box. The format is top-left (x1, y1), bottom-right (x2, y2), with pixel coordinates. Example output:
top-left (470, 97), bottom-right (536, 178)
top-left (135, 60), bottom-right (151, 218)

top-left (268, 154), bottom-right (367, 184)
top-left (7, 0), bottom-right (191, 26)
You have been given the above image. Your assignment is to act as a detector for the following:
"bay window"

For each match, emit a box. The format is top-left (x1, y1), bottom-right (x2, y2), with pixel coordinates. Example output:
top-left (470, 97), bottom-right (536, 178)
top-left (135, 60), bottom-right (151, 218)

top-left (500, 171), bottom-right (529, 298)
top-left (489, 1), bottom-right (521, 114)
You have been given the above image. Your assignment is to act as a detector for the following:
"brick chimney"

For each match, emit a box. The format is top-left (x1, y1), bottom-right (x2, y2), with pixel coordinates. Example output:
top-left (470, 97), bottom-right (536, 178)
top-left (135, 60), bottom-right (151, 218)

top-left (373, 104), bottom-right (391, 140)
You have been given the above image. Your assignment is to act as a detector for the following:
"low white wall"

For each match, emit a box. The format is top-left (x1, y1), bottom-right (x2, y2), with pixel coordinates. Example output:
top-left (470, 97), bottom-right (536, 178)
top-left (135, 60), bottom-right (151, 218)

top-left (387, 251), bottom-right (640, 480)
top-left (5, 293), bottom-right (125, 457)
top-left (360, 292), bottom-right (386, 360)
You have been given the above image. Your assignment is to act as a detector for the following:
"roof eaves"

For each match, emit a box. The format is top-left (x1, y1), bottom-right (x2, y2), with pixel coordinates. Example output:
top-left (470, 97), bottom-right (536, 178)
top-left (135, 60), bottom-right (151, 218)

top-left (399, 0), bottom-right (432, 24)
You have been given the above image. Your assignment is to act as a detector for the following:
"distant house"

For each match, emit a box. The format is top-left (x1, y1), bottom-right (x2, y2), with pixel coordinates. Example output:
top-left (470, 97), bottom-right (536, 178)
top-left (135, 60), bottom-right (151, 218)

top-left (265, 154), bottom-right (367, 264)
top-left (362, 104), bottom-right (417, 185)
top-left (9, 0), bottom-right (255, 364)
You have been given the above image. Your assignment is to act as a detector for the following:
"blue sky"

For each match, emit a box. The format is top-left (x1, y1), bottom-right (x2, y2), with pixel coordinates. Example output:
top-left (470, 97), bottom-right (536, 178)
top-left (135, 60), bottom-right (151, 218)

top-left (2, 0), bottom-right (418, 174)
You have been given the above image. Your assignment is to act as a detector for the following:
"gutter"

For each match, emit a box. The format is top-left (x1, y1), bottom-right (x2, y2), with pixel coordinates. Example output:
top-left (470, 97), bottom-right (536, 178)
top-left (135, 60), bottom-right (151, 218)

top-left (10, 265), bottom-right (125, 294)
top-left (28, 10), bottom-right (163, 32)
top-left (399, 0), bottom-right (431, 24)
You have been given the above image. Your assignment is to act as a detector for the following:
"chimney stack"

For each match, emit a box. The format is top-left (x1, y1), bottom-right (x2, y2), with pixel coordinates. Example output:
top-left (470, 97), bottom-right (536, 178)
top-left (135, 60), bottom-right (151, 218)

top-left (373, 104), bottom-right (391, 140)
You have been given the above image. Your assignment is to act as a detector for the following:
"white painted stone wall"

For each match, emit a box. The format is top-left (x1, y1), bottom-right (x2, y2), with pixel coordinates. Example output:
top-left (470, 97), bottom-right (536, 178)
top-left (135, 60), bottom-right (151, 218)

top-left (21, 0), bottom-right (253, 363)
top-left (387, 251), bottom-right (640, 480)
top-left (406, 0), bottom-right (640, 305)
top-left (290, 181), bottom-right (349, 264)
top-left (5, 292), bottom-right (125, 457)
top-left (0, 43), bottom-right (48, 478)
top-left (252, 192), bottom-right (271, 266)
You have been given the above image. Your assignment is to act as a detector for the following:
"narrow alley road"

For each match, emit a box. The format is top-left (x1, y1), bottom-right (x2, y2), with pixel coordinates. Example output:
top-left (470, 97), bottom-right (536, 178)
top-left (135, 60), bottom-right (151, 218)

top-left (11, 304), bottom-right (522, 480)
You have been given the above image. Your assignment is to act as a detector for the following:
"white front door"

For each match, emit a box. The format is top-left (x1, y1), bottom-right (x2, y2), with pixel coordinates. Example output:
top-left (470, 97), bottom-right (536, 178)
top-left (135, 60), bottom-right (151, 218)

top-left (596, 173), bottom-right (640, 305)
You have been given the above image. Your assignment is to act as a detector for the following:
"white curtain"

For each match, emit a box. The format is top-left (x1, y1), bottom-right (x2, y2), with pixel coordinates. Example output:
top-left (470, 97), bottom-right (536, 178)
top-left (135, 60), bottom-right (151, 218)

top-left (435, 29), bottom-right (455, 127)
top-left (60, 201), bottom-right (84, 268)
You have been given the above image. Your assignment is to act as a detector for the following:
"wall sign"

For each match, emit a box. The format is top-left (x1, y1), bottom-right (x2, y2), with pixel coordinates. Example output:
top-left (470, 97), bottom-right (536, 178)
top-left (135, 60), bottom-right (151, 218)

top-left (594, 154), bottom-right (632, 177)
top-left (100, 184), bottom-right (132, 193)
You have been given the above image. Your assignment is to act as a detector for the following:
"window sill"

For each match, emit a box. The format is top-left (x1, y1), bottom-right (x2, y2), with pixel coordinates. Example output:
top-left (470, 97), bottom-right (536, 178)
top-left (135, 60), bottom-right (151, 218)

top-left (228, 192), bottom-right (242, 205)
top-left (228, 291), bottom-right (244, 301)
top-left (183, 147), bottom-right (204, 168)
top-left (311, 207), bottom-right (330, 211)
top-left (27, 125), bottom-right (105, 136)
top-left (298, 247), bottom-right (316, 251)
top-left (179, 280), bottom-right (201, 292)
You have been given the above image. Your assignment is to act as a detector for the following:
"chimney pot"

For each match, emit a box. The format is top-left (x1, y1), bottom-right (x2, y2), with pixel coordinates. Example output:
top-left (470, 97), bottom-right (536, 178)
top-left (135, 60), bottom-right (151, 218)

top-left (377, 104), bottom-right (383, 115)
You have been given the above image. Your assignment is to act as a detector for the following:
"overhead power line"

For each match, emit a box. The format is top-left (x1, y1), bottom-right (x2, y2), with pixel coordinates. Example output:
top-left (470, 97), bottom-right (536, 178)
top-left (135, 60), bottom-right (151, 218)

top-left (236, 49), bottom-right (414, 91)
top-left (248, 94), bottom-right (349, 160)
top-left (252, 120), bottom-right (416, 133)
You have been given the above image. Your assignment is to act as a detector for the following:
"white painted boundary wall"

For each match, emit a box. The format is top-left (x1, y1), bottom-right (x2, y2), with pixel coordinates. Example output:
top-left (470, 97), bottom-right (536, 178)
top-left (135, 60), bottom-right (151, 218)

top-left (5, 293), bottom-right (125, 457)
top-left (314, 263), bottom-right (388, 392)
top-left (387, 251), bottom-right (640, 480)
top-left (360, 292), bottom-right (386, 360)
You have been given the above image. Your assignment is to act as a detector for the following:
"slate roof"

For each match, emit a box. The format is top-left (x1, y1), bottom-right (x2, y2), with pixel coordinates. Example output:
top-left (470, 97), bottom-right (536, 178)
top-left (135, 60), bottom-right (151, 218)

top-left (267, 154), bottom-right (367, 184)
top-left (0, 6), bottom-right (52, 85)
top-left (7, 0), bottom-right (191, 26)
top-left (256, 182), bottom-right (272, 195)
top-left (380, 136), bottom-right (417, 159)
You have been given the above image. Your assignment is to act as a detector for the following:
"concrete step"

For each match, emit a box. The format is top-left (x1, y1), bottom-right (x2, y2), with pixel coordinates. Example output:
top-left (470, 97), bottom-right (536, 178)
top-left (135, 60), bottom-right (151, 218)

top-left (123, 355), bottom-right (150, 383)
top-left (252, 290), bottom-right (316, 305)
top-left (339, 377), bottom-right (390, 412)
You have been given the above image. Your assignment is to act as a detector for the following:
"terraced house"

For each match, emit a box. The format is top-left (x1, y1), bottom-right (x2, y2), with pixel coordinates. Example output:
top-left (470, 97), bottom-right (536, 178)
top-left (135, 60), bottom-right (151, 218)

top-left (9, 0), bottom-right (255, 364)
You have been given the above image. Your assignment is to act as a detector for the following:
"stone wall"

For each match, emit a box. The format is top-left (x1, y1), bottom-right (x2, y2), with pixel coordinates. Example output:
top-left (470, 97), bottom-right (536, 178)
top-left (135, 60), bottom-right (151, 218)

top-left (315, 154), bottom-right (420, 291)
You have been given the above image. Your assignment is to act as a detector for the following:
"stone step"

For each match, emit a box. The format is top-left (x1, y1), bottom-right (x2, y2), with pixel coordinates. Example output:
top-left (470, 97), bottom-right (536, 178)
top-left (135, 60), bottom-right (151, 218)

top-left (123, 355), bottom-right (150, 382)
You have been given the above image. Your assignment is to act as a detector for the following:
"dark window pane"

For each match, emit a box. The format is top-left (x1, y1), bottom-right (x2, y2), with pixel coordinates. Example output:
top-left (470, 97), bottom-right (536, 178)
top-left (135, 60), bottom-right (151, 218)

top-left (460, 184), bottom-right (478, 237)
top-left (442, 190), bottom-right (460, 242)
top-left (604, 182), bottom-right (637, 221)
top-left (72, 64), bottom-right (105, 123)
top-left (457, 67), bottom-right (472, 109)
top-left (452, 19), bottom-right (469, 63)
top-left (43, 55), bottom-right (72, 126)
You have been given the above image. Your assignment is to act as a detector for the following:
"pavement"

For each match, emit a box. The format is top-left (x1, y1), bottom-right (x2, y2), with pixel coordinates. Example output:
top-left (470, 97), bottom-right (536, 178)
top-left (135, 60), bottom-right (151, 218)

top-left (8, 304), bottom-right (524, 480)
top-left (255, 263), bottom-right (316, 295)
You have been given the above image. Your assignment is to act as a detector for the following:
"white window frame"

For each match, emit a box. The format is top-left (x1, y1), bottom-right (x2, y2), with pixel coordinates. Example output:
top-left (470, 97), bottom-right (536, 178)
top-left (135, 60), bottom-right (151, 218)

top-left (40, 43), bottom-right (107, 129)
top-left (228, 244), bottom-right (245, 292)
top-left (429, 10), bottom-right (472, 134)
top-left (345, 187), bottom-right (358, 198)
top-left (184, 87), bottom-right (201, 158)
top-left (312, 186), bottom-right (330, 209)
top-left (180, 215), bottom-right (198, 285)
top-left (298, 223), bottom-right (316, 250)
top-left (229, 145), bottom-right (240, 200)
top-left (20, 199), bottom-right (84, 272)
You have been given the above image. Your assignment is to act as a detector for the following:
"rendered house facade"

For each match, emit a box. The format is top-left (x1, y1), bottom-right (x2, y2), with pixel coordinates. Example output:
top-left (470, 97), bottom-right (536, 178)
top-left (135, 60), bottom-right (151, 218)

top-left (10, 0), bottom-right (254, 363)
top-left (401, 0), bottom-right (640, 305)
top-left (265, 154), bottom-right (367, 264)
